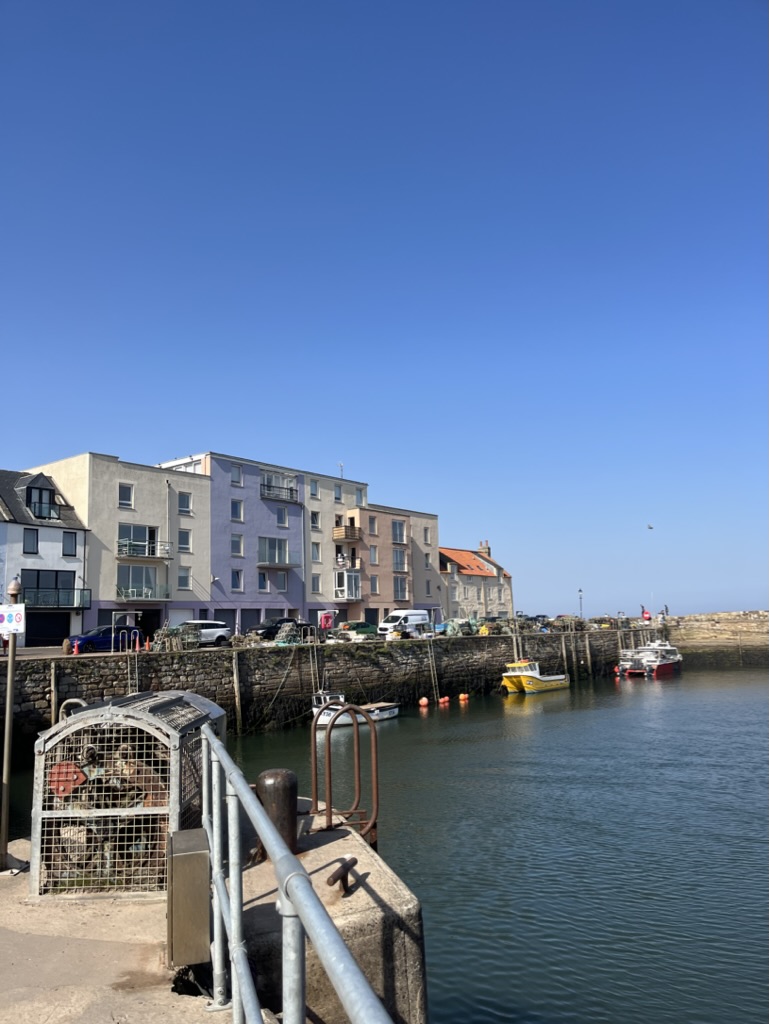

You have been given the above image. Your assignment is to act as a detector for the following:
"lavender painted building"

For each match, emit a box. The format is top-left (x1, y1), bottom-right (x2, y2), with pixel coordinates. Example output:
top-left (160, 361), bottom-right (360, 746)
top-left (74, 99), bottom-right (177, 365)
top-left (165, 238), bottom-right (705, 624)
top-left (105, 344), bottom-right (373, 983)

top-left (158, 453), bottom-right (306, 633)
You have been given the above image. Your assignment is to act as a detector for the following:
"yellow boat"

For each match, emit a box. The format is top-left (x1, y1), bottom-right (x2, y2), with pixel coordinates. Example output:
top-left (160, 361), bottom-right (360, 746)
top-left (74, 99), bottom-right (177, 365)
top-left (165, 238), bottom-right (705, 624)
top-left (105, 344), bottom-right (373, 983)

top-left (500, 658), bottom-right (570, 694)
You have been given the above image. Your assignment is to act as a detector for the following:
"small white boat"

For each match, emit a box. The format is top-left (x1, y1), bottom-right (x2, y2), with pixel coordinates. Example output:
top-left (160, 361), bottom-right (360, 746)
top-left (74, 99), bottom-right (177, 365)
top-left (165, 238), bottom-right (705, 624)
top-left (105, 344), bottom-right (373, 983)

top-left (500, 659), bottom-right (570, 694)
top-left (311, 691), bottom-right (400, 727)
top-left (616, 640), bottom-right (682, 678)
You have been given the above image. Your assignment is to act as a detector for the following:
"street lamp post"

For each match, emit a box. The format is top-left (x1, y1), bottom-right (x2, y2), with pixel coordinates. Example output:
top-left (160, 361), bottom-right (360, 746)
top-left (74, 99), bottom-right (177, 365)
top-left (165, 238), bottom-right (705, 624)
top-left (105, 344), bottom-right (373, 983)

top-left (578, 588), bottom-right (583, 619)
top-left (0, 576), bottom-right (22, 871)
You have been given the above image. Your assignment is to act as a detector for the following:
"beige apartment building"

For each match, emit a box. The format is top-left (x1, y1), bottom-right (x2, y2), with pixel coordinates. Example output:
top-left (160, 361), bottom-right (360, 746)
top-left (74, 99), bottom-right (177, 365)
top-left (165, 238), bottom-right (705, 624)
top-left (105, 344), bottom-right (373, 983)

top-left (28, 453), bottom-right (212, 636)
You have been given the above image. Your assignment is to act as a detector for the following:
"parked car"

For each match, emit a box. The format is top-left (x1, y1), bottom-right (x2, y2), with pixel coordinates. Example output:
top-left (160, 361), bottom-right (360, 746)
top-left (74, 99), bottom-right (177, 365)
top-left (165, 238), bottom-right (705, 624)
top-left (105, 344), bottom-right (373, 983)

top-left (67, 624), bottom-right (145, 654)
top-left (248, 617), bottom-right (298, 641)
top-left (341, 621), bottom-right (378, 635)
top-left (181, 620), bottom-right (232, 646)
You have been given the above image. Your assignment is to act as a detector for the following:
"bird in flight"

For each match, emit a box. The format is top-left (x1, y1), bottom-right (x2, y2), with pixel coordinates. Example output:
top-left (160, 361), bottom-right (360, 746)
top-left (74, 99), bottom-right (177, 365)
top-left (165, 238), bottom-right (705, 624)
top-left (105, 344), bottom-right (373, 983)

top-left (647, 524), bottom-right (654, 529)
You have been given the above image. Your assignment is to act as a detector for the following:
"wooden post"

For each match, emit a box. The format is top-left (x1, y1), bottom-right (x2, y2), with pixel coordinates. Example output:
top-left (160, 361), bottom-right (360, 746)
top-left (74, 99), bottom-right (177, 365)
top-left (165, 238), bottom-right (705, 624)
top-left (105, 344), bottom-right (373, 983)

top-left (560, 634), bottom-right (568, 680)
top-left (50, 662), bottom-right (58, 725)
top-left (584, 633), bottom-right (592, 677)
top-left (570, 633), bottom-right (578, 681)
top-left (232, 649), bottom-right (243, 736)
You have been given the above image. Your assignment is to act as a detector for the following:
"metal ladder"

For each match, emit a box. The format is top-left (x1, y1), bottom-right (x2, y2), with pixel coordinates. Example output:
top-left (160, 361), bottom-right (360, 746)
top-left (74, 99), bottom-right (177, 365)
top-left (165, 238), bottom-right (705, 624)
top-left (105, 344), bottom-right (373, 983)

top-left (426, 639), bottom-right (440, 702)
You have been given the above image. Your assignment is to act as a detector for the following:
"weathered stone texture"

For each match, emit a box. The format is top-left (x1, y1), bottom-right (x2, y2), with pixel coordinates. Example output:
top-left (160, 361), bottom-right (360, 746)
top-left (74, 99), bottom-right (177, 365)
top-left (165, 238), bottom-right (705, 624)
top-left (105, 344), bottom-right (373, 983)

top-left (1, 611), bottom-right (765, 735)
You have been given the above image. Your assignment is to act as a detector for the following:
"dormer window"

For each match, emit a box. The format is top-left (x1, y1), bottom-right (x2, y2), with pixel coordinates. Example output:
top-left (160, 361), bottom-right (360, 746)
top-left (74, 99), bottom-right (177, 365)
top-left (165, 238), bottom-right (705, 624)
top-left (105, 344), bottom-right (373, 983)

top-left (27, 486), bottom-right (60, 520)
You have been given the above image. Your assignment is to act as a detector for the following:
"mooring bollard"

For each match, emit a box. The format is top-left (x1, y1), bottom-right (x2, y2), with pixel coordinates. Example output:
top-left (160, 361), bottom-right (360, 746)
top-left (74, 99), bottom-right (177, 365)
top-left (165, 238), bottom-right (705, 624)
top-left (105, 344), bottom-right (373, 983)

top-left (256, 768), bottom-right (298, 854)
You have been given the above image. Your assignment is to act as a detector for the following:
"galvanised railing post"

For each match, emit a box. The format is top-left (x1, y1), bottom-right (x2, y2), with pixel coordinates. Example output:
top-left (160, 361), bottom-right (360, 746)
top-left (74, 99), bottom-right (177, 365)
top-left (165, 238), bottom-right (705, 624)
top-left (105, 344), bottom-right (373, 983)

top-left (278, 885), bottom-right (306, 1024)
top-left (210, 751), bottom-right (229, 1009)
top-left (226, 777), bottom-right (244, 1024)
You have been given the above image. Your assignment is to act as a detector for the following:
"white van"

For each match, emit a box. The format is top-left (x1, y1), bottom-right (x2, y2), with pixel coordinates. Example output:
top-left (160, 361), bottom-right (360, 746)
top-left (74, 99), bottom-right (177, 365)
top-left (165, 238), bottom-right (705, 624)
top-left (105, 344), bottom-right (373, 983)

top-left (377, 610), bottom-right (432, 638)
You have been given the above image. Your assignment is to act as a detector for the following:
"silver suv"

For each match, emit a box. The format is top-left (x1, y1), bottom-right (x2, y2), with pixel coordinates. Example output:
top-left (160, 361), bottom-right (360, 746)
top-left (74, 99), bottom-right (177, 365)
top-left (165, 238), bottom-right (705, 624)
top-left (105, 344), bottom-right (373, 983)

top-left (182, 620), bottom-right (231, 646)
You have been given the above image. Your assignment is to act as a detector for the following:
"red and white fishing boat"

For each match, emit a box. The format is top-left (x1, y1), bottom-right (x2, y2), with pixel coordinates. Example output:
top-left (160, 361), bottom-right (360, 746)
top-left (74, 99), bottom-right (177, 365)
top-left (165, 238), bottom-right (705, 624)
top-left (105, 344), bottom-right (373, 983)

top-left (616, 640), bottom-right (683, 679)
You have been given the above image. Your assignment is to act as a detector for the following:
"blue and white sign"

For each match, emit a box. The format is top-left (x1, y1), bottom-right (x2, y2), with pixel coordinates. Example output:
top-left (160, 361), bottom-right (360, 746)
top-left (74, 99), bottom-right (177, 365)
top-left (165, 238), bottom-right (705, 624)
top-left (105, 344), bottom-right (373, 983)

top-left (0, 604), bottom-right (26, 635)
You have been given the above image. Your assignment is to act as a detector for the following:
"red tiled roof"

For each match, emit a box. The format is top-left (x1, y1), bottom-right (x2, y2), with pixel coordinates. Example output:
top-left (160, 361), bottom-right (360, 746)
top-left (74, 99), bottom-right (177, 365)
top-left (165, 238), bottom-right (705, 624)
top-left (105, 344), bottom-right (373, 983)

top-left (439, 547), bottom-right (510, 579)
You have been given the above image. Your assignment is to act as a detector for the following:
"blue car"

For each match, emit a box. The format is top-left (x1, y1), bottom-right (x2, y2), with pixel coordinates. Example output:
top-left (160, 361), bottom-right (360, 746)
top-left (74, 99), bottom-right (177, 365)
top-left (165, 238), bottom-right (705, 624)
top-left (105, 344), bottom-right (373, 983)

top-left (68, 625), bottom-right (145, 653)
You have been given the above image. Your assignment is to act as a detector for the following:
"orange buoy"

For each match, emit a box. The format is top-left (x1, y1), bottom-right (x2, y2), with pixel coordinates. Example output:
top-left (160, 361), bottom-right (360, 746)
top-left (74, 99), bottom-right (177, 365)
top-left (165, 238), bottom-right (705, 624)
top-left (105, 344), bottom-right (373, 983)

top-left (439, 696), bottom-right (450, 704)
top-left (459, 693), bottom-right (469, 702)
top-left (419, 697), bottom-right (429, 706)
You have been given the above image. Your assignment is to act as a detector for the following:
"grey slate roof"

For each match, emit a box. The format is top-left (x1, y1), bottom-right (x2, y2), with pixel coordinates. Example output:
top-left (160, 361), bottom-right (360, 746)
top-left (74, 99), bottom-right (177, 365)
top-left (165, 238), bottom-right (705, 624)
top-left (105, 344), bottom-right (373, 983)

top-left (0, 469), bottom-right (87, 530)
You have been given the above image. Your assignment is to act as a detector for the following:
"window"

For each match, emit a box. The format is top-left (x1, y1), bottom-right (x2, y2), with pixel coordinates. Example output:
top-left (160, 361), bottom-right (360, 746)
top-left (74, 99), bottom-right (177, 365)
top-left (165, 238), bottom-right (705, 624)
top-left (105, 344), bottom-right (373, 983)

top-left (311, 542), bottom-right (321, 562)
top-left (334, 483), bottom-right (342, 501)
top-left (423, 526), bottom-right (431, 544)
top-left (426, 580), bottom-right (431, 596)
top-left (370, 575), bottom-right (379, 595)
top-left (310, 511), bottom-right (321, 529)
top-left (231, 499), bottom-right (243, 521)
top-left (310, 479), bottom-right (319, 498)
top-left (276, 571), bottom-right (287, 591)
top-left (23, 528), bottom-right (38, 554)
top-left (477, 587), bottom-right (482, 599)
top-left (178, 492), bottom-right (192, 516)
top-left (463, 586), bottom-right (469, 599)
top-left (368, 515), bottom-right (377, 535)
top-left (393, 549), bottom-right (406, 571)
top-left (424, 553), bottom-right (431, 569)
top-left (178, 566), bottom-right (191, 590)
top-left (118, 483), bottom-right (133, 509)
top-left (231, 464), bottom-right (243, 486)
top-left (258, 537), bottom-right (289, 564)
top-left (369, 545), bottom-right (379, 565)
top-left (117, 564), bottom-right (157, 597)
top-left (231, 569), bottom-right (243, 591)
top-left (394, 576), bottom-right (407, 600)
top-left (276, 506), bottom-right (288, 528)
top-left (27, 486), bottom-right (59, 519)
top-left (355, 487), bottom-right (363, 506)
top-left (311, 574), bottom-right (321, 594)
top-left (178, 529), bottom-right (191, 552)
top-left (392, 520), bottom-right (405, 543)
top-left (62, 531), bottom-right (77, 556)
top-left (231, 534), bottom-right (244, 557)
top-left (258, 571), bottom-right (268, 592)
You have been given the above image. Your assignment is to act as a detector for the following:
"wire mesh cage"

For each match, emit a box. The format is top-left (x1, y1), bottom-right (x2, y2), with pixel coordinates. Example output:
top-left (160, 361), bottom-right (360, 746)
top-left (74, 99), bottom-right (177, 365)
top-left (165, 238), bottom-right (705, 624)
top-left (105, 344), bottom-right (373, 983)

top-left (29, 691), bottom-right (225, 897)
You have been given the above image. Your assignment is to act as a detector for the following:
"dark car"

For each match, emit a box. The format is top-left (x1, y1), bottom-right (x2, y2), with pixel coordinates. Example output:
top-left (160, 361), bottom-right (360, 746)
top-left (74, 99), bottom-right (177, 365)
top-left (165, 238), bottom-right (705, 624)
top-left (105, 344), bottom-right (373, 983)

top-left (68, 624), bottom-right (145, 654)
top-left (249, 617), bottom-right (298, 641)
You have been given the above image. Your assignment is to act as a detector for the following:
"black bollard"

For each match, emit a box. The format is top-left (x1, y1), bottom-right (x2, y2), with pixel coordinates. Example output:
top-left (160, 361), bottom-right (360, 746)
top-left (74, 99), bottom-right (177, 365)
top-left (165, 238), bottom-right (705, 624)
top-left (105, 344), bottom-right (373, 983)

top-left (255, 769), bottom-right (298, 854)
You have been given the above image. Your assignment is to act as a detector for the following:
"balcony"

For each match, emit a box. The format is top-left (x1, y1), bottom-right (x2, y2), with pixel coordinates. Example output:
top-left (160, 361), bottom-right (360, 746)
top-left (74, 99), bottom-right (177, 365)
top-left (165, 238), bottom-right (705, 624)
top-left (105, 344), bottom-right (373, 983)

top-left (117, 540), bottom-right (174, 559)
top-left (256, 551), bottom-right (301, 568)
top-left (260, 483), bottom-right (299, 502)
top-left (29, 502), bottom-right (60, 520)
top-left (332, 526), bottom-right (362, 542)
top-left (23, 588), bottom-right (91, 609)
top-left (334, 555), bottom-right (362, 570)
top-left (116, 585), bottom-right (171, 602)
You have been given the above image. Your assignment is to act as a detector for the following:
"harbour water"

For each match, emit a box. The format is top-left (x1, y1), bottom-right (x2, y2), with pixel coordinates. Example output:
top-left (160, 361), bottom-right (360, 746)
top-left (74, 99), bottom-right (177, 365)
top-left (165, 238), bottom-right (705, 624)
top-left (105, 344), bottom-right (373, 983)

top-left (233, 668), bottom-right (769, 1024)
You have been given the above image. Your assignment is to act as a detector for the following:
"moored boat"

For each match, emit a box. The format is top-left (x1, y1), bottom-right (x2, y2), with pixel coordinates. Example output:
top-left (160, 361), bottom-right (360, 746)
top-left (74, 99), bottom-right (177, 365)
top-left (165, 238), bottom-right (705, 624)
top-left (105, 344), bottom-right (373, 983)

top-left (311, 690), bottom-right (400, 727)
top-left (500, 659), bottom-right (570, 694)
top-left (615, 640), bottom-right (683, 678)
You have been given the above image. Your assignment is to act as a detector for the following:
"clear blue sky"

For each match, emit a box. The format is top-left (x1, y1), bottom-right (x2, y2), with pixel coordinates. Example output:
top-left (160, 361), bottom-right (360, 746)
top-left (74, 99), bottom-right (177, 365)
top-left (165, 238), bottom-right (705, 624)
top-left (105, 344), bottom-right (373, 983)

top-left (2, 1), bottom-right (766, 616)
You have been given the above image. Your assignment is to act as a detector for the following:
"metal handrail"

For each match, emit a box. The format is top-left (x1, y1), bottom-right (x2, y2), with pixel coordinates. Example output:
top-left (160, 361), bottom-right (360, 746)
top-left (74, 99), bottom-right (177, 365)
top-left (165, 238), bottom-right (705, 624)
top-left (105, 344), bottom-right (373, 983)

top-left (200, 723), bottom-right (393, 1024)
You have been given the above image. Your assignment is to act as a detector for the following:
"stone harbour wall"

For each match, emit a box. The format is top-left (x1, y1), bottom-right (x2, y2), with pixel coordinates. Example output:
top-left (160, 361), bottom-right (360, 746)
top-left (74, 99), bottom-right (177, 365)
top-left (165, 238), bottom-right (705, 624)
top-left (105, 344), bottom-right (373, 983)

top-left (1, 611), bottom-right (766, 737)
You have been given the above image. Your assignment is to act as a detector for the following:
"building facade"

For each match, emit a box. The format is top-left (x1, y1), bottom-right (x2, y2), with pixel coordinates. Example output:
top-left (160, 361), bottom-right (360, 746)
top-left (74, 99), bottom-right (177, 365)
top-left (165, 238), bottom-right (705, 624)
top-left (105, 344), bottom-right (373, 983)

top-left (0, 470), bottom-right (89, 647)
top-left (439, 541), bottom-right (514, 622)
top-left (28, 453), bottom-right (212, 638)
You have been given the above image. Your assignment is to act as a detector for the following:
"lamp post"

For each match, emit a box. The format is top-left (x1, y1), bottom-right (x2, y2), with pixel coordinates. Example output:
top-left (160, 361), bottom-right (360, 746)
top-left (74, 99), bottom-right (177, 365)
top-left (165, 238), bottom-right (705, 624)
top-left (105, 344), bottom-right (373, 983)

top-left (578, 588), bottom-right (583, 619)
top-left (0, 576), bottom-right (22, 871)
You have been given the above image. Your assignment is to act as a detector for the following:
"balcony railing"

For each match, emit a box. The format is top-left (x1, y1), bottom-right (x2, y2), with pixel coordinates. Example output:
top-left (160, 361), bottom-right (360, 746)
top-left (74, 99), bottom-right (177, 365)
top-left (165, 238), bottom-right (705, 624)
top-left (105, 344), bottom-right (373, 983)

top-left (117, 540), bottom-right (174, 558)
top-left (256, 551), bottom-right (301, 568)
top-left (334, 556), bottom-right (362, 570)
top-left (29, 502), bottom-right (60, 520)
top-left (116, 585), bottom-right (171, 601)
top-left (332, 526), bottom-right (362, 542)
top-left (23, 588), bottom-right (92, 609)
top-left (260, 483), bottom-right (299, 502)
